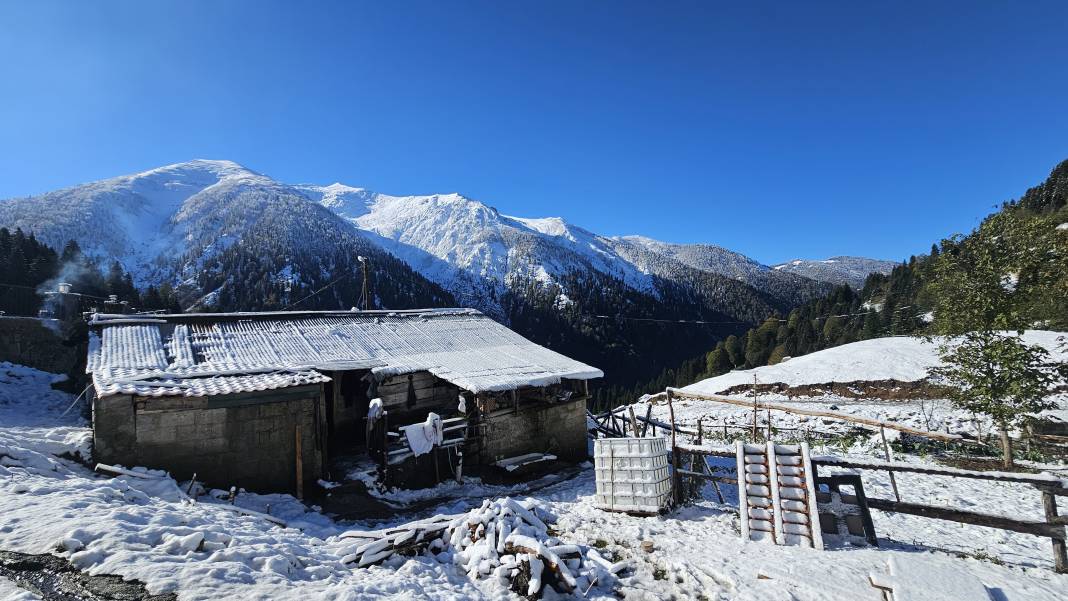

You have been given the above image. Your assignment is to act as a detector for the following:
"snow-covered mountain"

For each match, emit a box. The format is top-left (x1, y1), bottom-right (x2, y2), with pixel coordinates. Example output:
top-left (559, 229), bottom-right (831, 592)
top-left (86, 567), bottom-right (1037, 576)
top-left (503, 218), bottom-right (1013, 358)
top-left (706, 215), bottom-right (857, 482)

top-left (772, 256), bottom-right (897, 288)
top-left (295, 182), bottom-right (833, 317)
top-left (0, 160), bottom-right (452, 310)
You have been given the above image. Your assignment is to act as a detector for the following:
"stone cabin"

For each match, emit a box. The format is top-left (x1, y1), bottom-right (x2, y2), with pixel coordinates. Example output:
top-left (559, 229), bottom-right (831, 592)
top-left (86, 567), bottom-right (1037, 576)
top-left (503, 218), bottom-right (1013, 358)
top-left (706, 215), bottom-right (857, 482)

top-left (86, 309), bottom-right (601, 492)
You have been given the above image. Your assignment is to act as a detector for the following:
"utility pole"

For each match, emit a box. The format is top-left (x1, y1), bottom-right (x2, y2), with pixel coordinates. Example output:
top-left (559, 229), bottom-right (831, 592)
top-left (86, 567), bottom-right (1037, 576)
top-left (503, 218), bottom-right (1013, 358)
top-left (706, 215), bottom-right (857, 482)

top-left (358, 256), bottom-right (370, 310)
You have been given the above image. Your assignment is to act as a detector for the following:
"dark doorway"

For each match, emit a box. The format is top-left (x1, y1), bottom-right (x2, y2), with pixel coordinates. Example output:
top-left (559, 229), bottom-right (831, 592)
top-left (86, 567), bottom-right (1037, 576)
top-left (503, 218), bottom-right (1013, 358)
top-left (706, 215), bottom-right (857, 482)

top-left (340, 371), bottom-right (371, 446)
top-left (323, 377), bottom-right (336, 454)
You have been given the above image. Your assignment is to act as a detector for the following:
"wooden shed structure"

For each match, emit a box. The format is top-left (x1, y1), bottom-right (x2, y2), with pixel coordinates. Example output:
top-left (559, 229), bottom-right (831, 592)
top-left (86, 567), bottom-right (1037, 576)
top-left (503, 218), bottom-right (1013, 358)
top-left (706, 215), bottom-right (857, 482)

top-left (86, 309), bottom-right (601, 492)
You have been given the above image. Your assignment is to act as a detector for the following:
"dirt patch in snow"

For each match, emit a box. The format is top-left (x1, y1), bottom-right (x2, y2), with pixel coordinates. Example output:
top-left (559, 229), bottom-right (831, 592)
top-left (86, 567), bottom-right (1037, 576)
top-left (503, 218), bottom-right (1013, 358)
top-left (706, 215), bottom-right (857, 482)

top-left (934, 456), bottom-right (1044, 474)
top-left (0, 550), bottom-right (176, 601)
top-left (718, 378), bottom-right (953, 401)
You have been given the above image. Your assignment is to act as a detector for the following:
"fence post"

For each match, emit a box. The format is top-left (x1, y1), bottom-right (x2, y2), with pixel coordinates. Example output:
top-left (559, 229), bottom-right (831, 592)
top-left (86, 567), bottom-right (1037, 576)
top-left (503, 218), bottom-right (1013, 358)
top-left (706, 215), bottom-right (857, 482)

top-left (1042, 490), bottom-right (1067, 574)
top-left (667, 389), bottom-right (680, 507)
top-left (880, 426), bottom-right (901, 502)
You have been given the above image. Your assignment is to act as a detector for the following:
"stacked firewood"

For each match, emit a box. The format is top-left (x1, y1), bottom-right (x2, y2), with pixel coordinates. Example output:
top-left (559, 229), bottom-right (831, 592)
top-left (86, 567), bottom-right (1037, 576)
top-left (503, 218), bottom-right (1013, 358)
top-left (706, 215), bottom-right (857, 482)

top-left (339, 497), bottom-right (628, 598)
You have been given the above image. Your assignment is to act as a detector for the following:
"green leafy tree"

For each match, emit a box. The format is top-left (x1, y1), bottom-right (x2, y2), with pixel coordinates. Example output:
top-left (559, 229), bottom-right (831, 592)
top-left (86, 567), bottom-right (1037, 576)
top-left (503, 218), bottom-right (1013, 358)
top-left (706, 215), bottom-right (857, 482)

top-left (930, 211), bottom-right (1067, 467)
top-left (932, 331), bottom-right (1059, 467)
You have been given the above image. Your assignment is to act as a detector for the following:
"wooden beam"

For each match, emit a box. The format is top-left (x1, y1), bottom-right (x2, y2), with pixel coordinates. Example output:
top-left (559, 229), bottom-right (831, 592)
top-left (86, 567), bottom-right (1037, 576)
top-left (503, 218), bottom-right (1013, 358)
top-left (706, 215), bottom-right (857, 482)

top-left (865, 497), bottom-right (1065, 540)
top-left (812, 456), bottom-right (1067, 488)
top-left (668, 388), bottom-right (963, 442)
top-left (676, 469), bottom-right (738, 485)
top-left (295, 427), bottom-right (304, 500)
top-left (675, 443), bottom-right (736, 458)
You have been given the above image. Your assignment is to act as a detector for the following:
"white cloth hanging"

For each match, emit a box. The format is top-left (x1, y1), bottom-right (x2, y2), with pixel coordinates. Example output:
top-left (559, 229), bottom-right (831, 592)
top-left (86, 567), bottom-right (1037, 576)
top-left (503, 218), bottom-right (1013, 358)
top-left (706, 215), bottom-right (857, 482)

top-left (366, 398), bottom-right (383, 428)
top-left (402, 412), bottom-right (443, 456)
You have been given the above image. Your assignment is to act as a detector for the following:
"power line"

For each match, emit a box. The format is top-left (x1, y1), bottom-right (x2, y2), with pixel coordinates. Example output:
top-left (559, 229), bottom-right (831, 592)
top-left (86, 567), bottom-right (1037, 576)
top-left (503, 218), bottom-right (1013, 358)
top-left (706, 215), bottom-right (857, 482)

top-left (283, 273), bottom-right (352, 310)
top-left (586, 305), bottom-right (924, 327)
top-left (589, 314), bottom-right (751, 325)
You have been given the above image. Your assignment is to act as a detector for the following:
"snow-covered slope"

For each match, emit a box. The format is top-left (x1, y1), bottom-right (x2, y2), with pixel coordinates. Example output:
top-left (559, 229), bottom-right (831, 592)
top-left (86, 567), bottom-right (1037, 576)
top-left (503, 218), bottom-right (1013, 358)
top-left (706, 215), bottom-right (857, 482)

top-left (683, 330), bottom-right (1068, 395)
top-left (772, 256), bottom-right (898, 288)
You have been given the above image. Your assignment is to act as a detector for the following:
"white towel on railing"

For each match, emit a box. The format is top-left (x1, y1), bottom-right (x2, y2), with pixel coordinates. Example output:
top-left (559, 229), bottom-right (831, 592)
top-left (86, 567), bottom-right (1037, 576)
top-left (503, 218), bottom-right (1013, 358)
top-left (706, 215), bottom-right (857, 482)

top-left (403, 412), bottom-right (443, 456)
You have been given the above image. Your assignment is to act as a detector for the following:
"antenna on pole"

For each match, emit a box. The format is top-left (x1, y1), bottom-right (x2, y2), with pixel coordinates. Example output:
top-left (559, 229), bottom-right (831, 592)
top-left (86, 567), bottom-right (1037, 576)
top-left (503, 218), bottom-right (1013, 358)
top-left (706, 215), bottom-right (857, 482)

top-left (357, 256), bottom-right (370, 310)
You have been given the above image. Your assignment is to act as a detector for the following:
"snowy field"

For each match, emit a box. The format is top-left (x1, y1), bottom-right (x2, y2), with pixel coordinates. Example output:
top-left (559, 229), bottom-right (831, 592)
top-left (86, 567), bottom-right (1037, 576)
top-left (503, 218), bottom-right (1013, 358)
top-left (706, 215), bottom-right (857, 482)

top-left (3, 356), bottom-right (1068, 600)
top-left (661, 330), bottom-right (1068, 439)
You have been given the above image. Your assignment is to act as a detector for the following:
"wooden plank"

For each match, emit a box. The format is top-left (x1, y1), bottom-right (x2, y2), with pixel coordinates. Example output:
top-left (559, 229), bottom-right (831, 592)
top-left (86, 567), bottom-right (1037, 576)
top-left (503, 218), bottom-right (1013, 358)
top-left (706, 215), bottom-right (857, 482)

top-left (627, 406), bottom-right (641, 437)
top-left (813, 456), bottom-right (1068, 487)
top-left (865, 497), bottom-right (1065, 540)
top-left (295, 427), bottom-right (304, 500)
top-left (800, 442), bottom-right (824, 550)
top-left (676, 443), bottom-right (736, 458)
top-left (736, 441), bottom-right (749, 542)
top-left (666, 388), bottom-right (961, 442)
top-left (676, 469), bottom-right (738, 485)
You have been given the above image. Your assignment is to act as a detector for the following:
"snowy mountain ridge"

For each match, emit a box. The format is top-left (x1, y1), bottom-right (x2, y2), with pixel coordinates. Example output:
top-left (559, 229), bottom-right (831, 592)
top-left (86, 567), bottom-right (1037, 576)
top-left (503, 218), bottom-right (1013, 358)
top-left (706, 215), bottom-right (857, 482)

top-left (772, 256), bottom-right (898, 288)
top-left (0, 159), bottom-right (887, 318)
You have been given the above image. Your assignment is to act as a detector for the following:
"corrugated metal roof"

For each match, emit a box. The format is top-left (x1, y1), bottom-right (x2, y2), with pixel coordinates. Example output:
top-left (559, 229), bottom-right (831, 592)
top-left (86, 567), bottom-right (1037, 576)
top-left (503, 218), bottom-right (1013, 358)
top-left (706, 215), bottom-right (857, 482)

top-left (88, 309), bottom-right (602, 397)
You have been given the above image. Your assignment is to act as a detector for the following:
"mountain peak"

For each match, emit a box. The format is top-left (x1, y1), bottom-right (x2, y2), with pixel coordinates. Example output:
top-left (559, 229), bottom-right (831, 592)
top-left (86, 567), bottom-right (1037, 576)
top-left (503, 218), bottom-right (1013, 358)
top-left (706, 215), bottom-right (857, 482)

top-left (772, 256), bottom-right (897, 288)
top-left (134, 159), bottom-right (260, 180)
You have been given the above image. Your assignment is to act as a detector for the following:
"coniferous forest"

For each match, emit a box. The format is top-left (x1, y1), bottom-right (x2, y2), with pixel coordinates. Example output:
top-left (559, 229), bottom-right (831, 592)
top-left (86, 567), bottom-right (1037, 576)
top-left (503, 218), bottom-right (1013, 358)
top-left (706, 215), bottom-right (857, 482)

top-left (0, 229), bottom-right (181, 316)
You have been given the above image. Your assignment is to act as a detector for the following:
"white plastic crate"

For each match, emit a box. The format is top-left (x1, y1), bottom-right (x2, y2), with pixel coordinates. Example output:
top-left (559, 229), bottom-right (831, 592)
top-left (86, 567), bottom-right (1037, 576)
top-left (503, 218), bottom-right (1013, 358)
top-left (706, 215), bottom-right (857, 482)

top-left (593, 437), bottom-right (672, 514)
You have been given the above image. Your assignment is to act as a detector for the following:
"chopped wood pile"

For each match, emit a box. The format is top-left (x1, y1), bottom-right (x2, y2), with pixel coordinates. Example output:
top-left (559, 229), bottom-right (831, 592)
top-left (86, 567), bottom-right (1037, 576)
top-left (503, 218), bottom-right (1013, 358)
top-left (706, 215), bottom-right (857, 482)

top-left (338, 497), bottom-right (628, 598)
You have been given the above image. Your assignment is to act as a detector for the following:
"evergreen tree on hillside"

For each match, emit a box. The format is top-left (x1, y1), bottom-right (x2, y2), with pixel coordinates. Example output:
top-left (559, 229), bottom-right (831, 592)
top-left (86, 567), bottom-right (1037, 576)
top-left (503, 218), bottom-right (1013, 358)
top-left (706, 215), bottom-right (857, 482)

top-left (0, 227), bottom-right (58, 315)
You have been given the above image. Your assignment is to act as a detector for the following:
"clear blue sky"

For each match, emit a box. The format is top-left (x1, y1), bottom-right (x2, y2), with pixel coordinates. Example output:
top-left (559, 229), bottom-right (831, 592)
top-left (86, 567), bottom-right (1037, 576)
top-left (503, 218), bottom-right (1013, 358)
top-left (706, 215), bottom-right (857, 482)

top-left (1, 1), bottom-right (1066, 264)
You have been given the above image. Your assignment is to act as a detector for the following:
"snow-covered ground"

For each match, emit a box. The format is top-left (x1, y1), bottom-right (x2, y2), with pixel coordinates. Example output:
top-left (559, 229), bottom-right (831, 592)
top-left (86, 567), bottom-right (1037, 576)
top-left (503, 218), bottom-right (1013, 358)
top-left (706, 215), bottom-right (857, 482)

top-left (2, 358), bottom-right (1068, 600)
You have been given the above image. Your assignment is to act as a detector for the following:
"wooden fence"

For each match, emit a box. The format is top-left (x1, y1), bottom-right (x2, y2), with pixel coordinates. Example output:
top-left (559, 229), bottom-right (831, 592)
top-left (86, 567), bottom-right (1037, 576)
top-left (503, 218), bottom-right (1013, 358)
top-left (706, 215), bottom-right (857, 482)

top-left (589, 388), bottom-right (1068, 573)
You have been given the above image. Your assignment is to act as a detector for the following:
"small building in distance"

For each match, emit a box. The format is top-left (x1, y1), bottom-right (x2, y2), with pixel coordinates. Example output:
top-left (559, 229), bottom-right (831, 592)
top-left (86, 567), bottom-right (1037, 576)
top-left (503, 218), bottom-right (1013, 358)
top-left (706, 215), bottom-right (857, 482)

top-left (86, 309), bottom-right (601, 492)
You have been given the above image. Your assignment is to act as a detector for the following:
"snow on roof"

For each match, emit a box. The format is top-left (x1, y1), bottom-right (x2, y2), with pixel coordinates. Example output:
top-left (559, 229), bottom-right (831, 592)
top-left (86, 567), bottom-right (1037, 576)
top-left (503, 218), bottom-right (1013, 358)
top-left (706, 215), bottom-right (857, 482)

top-left (682, 330), bottom-right (1067, 395)
top-left (87, 308), bottom-right (603, 397)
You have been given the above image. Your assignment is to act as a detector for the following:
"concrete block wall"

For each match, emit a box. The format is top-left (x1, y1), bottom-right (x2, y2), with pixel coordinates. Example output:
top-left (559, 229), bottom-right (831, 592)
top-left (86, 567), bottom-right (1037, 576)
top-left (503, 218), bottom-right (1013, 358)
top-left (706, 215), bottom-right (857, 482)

top-left (93, 385), bottom-right (325, 493)
top-left (480, 396), bottom-right (588, 464)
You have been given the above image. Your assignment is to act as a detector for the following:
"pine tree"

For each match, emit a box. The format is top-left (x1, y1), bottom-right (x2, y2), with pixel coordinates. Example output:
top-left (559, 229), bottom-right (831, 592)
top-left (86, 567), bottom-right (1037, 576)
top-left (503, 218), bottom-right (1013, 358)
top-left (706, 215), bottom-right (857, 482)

top-left (705, 345), bottom-right (732, 376)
